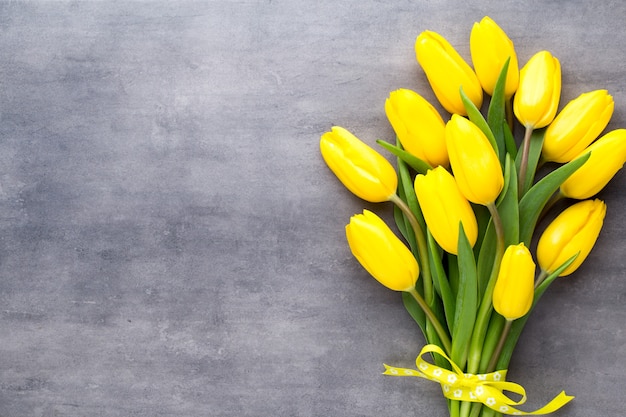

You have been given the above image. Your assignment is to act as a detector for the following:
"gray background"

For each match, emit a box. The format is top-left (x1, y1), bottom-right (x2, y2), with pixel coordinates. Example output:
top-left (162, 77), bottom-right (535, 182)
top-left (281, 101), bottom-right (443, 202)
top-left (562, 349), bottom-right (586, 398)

top-left (1, 1), bottom-right (625, 416)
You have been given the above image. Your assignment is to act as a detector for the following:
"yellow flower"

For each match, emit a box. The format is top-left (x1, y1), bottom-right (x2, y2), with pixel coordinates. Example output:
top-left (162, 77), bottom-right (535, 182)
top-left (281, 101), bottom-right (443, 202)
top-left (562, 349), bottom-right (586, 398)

top-left (470, 16), bottom-right (519, 97)
top-left (320, 126), bottom-right (397, 203)
top-left (537, 199), bottom-right (606, 276)
top-left (345, 210), bottom-right (419, 292)
top-left (560, 129), bottom-right (626, 199)
top-left (513, 51), bottom-right (561, 129)
top-left (543, 90), bottom-right (614, 163)
top-left (493, 243), bottom-right (535, 321)
top-left (415, 30), bottom-right (483, 116)
top-left (414, 166), bottom-right (478, 255)
top-left (445, 114), bottom-right (504, 205)
top-left (385, 89), bottom-right (448, 167)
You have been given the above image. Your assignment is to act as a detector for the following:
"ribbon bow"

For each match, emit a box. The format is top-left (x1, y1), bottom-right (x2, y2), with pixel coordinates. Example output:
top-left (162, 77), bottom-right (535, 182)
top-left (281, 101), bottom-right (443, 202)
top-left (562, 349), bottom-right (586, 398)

top-left (383, 344), bottom-right (573, 415)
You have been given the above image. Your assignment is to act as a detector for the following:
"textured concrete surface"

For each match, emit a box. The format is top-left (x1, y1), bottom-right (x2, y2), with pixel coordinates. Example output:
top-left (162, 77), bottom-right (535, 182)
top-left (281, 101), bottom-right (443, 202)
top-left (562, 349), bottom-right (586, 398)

top-left (1, 1), bottom-right (625, 416)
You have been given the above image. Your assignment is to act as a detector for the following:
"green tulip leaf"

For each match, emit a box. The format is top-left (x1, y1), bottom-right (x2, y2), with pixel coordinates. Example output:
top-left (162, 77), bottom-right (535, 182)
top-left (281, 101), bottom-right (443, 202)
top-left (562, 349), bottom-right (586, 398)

top-left (376, 139), bottom-right (432, 175)
top-left (472, 203), bottom-right (491, 258)
top-left (478, 312), bottom-right (506, 372)
top-left (497, 154), bottom-right (519, 246)
top-left (393, 204), bottom-right (410, 249)
top-left (503, 118), bottom-right (518, 160)
top-left (395, 160), bottom-right (426, 298)
top-left (394, 138), bottom-right (426, 248)
top-left (428, 231), bottom-right (455, 333)
top-left (393, 140), bottom-right (429, 302)
top-left (402, 291), bottom-right (427, 339)
top-left (446, 253), bottom-right (460, 298)
top-left (487, 58), bottom-right (510, 165)
top-left (460, 88), bottom-right (498, 154)
top-left (450, 223), bottom-right (478, 370)
top-left (518, 153), bottom-right (590, 246)
top-left (476, 223), bottom-right (496, 297)
top-left (396, 143), bottom-right (425, 231)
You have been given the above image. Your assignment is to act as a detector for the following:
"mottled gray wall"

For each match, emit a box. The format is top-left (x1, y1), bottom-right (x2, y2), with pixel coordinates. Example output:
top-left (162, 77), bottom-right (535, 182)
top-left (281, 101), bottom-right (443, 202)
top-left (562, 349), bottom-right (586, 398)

top-left (1, 1), bottom-right (625, 416)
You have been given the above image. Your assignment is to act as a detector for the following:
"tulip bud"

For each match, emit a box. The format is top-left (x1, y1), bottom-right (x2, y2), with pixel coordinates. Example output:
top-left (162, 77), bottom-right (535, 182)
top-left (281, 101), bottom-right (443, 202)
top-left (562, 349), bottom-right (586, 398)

top-left (415, 30), bottom-right (483, 116)
top-left (513, 51), bottom-right (561, 129)
top-left (445, 114), bottom-right (504, 205)
top-left (493, 243), bottom-right (535, 321)
top-left (543, 90), bottom-right (614, 163)
top-left (385, 89), bottom-right (448, 167)
top-left (470, 16), bottom-right (519, 97)
top-left (320, 126), bottom-right (398, 203)
top-left (537, 199), bottom-right (606, 276)
top-left (414, 166), bottom-right (478, 255)
top-left (560, 129), bottom-right (626, 199)
top-left (345, 209), bottom-right (419, 292)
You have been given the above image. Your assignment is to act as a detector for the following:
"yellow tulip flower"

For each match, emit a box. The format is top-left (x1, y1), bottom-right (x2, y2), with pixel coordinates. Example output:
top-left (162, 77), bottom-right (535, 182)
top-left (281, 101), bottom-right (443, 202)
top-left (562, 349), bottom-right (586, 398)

top-left (320, 126), bottom-right (398, 203)
top-left (415, 30), bottom-right (483, 116)
top-left (560, 129), bottom-right (626, 199)
top-left (414, 166), bottom-right (478, 255)
top-left (345, 210), bottom-right (419, 292)
top-left (445, 114), bottom-right (504, 205)
top-left (493, 243), bottom-right (535, 321)
top-left (470, 16), bottom-right (519, 97)
top-left (543, 90), bottom-right (614, 163)
top-left (385, 89), bottom-right (448, 167)
top-left (537, 199), bottom-right (606, 276)
top-left (513, 51), bottom-right (561, 129)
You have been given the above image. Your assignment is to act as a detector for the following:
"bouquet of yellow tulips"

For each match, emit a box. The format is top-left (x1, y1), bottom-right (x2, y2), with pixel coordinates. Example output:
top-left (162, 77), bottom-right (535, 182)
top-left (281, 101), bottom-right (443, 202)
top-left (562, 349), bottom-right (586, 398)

top-left (320, 16), bottom-right (626, 417)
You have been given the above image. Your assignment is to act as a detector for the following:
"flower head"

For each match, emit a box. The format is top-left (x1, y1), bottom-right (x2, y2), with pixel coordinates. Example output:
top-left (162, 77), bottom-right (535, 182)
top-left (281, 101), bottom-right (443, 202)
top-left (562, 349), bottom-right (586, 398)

top-left (346, 210), bottom-right (419, 292)
top-left (493, 243), bottom-right (535, 320)
top-left (543, 90), bottom-right (614, 163)
top-left (560, 129), bottom-right (626, 199)
top-left (320, 126), bottom-right (397, 202)
top-left (470, 16), bottom-right (519, 97)
top-left (445, 114), bottom-right (503, 205)
top-left (513, 51), bottom-right (561, 129)
top-left (415, 30), bottom-right (483, 115)
top-left (385, 89), bottom-right (448, 167)
top-left (414, 166), bottom-right (478, 255)
top-left (537, 199), bottom-right (606, 276)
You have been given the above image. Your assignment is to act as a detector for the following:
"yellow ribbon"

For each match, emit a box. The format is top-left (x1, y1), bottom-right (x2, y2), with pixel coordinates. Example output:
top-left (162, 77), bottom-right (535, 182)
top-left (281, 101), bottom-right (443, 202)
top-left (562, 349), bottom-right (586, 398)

top-left (383, 344), bottom-right (574, 415)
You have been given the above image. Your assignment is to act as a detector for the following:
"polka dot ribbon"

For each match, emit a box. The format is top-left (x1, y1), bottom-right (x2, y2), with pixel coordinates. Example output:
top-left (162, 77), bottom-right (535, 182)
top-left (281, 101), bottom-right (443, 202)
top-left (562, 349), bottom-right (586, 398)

top-left (383, 344), bottom-right (574, 415)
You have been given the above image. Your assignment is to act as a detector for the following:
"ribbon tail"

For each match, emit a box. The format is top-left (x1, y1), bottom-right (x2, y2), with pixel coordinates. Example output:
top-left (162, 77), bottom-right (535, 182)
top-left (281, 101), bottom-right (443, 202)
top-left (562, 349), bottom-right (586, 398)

top-left (485, 391), bottom-right (574, 416)
top-left (524, 391), bottom-right (574, 415)
top-left (383, 364), bottom-right (421, 378)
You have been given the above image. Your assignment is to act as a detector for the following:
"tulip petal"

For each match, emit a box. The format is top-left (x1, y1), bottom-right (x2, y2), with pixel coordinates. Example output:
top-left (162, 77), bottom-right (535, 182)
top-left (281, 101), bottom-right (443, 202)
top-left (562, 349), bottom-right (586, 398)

top-left (560, 129), bottom-right (626, 199)
top-left (346, 210), bottom-right (419, 292)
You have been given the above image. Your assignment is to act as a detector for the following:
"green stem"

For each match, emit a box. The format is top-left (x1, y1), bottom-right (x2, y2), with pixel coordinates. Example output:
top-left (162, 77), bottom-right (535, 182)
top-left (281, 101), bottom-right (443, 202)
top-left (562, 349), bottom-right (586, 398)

top-left (518, 125), bottom-right (534, 198)
top-left (408, 287), bottom-right (452, 355)
top-left (535, 269), bottom-right (549, 289)
top-left (480, 407), bottom-right (499, 417)
top-left (478, 314), bottom-right (505, 372)
top-left (485, 319), bottom-right (512, 372)
top-left (450, 399), bottom-right (460, 417)
top-left (466, 202), bottom-right (505, 374)
top-left (390, 194), bottom-right (433, 304)
top-left (460, 400), bottom-right (472, 417)
top-left (469, 402), bottom-right (482, 417)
